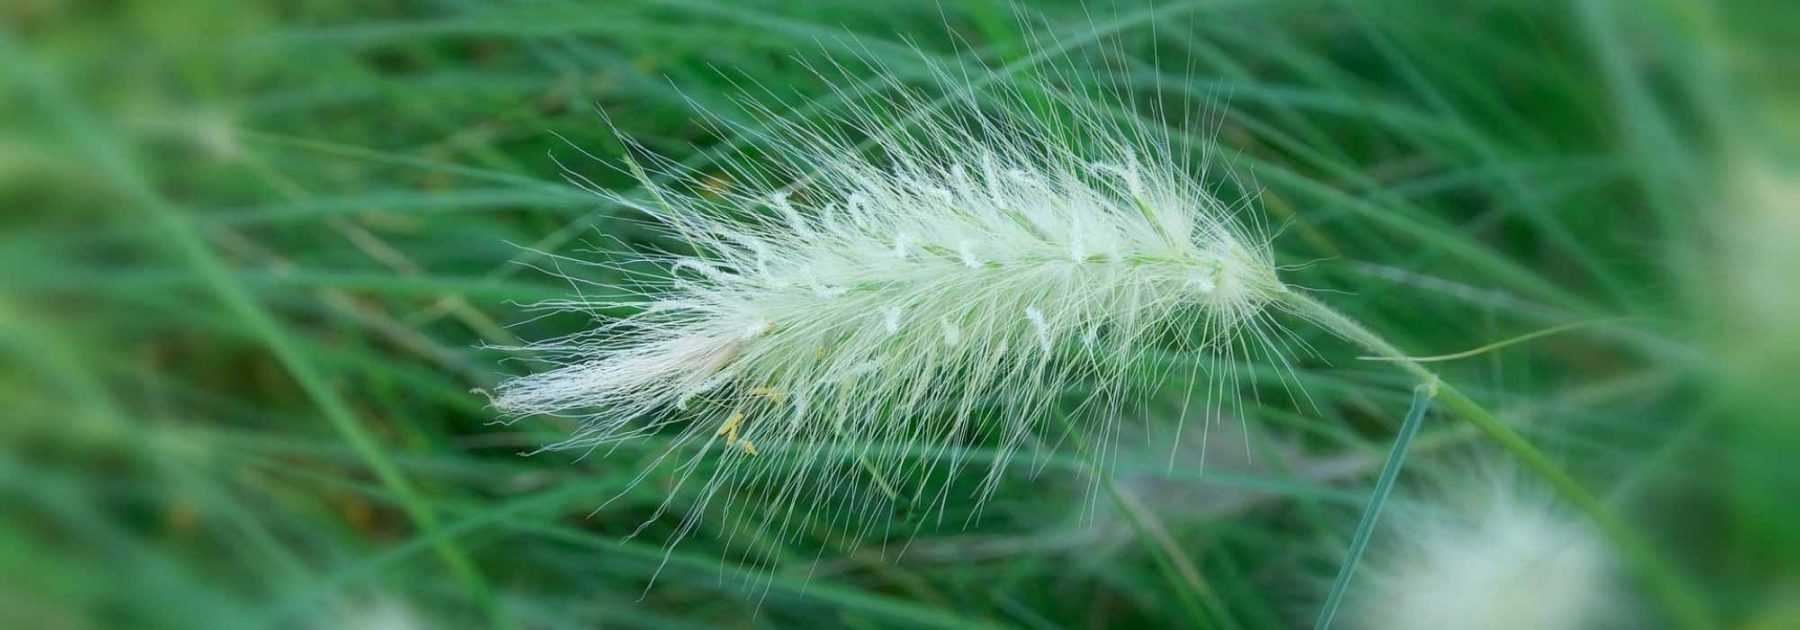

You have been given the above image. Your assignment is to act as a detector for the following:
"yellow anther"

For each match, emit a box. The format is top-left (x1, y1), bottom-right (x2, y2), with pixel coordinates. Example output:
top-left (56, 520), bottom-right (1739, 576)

top-left (717, 411), bottom-right (744, 443)
top-left (738, 439), bottom-right (759, 456)
top-left (748, 386), bottom-right (787, 403)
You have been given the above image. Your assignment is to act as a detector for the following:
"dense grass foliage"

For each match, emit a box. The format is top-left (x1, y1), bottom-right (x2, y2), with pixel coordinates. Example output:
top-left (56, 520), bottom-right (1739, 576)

top-left (3, 1), bottom-right (1795, 628)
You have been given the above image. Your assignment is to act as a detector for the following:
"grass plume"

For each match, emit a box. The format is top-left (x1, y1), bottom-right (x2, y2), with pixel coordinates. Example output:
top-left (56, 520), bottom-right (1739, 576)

top-left (492, 59), bottom-right (1300, 549)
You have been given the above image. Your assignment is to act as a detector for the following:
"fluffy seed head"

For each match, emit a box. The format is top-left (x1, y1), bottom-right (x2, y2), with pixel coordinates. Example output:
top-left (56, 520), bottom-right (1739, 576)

top-left (1348, 469), bottom-right (1616, 630)
top-left (493, 59), bottom-right (1293, 549)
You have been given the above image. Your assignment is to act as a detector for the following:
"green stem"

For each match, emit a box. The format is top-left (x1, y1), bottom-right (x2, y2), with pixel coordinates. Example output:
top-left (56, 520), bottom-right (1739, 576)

top-left (1047, 413), bottom-right (1232, 629)
top-left (1315, 381), bottom-right (1434, 630)
top-left (1104, 475), bottom-right (1238, 630)
top-left (1280, 289), bottom-right (1713, 630)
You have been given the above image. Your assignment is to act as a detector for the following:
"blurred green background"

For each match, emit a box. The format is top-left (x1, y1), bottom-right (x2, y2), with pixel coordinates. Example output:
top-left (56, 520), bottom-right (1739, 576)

top-left (3, 1), bottom-right (1797, 628)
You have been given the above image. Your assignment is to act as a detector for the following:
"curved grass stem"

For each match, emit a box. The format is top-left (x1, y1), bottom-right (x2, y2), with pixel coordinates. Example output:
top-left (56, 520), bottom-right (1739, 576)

top-left (1280, 289), bottom-right (1714, 630)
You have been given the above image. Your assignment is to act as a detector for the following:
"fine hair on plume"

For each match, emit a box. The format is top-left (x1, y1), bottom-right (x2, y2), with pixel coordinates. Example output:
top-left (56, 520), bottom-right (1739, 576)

top-left (488, 28), bottom-right (1316, 562)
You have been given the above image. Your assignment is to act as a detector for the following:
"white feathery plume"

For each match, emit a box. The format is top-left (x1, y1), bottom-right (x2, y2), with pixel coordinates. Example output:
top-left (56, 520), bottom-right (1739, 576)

top-left (1347, 468), bottom-right (1617, 630)
top-left (325, 599), bottom-right (425, 630)
top-left (492, 57), bottom-right (1299, 550)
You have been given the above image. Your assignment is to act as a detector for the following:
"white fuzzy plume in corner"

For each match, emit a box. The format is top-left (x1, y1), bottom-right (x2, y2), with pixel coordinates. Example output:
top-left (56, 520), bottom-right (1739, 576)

top-left (492, 58), bottom-right (1295, 549)
top-left (1348, 469), bottom-right (1617, 630)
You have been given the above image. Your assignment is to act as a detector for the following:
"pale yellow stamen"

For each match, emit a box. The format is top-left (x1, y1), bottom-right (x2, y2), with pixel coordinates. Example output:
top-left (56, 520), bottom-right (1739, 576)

top-left (748, 386), bottom-right (787, 403)
top-left (717, 410), bottom-right (759, 455)
top-left (717, 410), bottom-right (744, 444)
